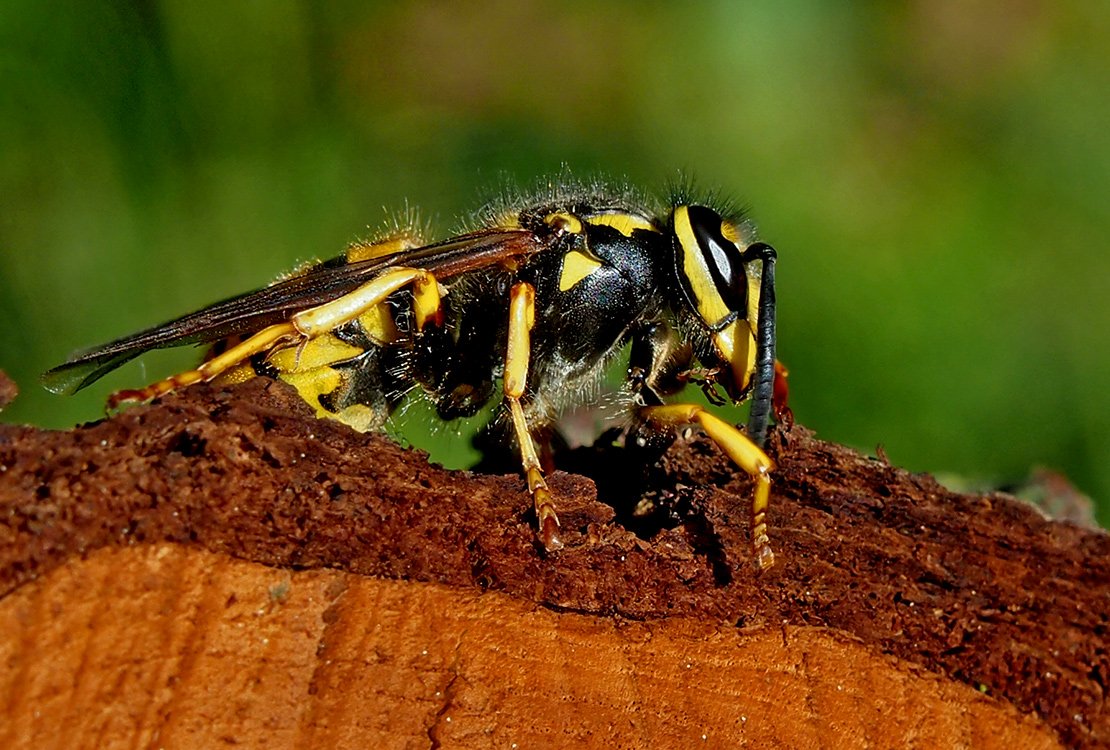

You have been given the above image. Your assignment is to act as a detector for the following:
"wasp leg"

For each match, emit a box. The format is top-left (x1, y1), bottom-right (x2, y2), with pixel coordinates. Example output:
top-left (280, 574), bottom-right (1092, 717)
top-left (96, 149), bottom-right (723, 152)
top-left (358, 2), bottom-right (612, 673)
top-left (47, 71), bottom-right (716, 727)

top-left (109, 323), bottom-right (299, 407)
top-left (292, 266), bottom-right (443, 336)
top-left (773, 359), bottom-right (793, 428)
top-left (109, 266), bottom-right (443, 408)
top-left (503, 282), bottom-right (562, 550)
top-left (640, 403), bottom-right (775, 571)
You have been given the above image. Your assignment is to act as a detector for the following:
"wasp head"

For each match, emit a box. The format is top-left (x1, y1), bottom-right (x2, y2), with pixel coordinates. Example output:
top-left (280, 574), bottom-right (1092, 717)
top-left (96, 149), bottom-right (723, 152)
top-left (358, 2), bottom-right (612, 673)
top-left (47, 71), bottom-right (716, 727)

top-left (670, 205), bottom-right (776, 420)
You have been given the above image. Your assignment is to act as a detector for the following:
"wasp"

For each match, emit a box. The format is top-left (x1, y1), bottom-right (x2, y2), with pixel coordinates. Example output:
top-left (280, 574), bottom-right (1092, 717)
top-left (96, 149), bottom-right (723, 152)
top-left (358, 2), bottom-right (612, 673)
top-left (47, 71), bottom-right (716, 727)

top-left (44, 178), bottom-right (787, 569)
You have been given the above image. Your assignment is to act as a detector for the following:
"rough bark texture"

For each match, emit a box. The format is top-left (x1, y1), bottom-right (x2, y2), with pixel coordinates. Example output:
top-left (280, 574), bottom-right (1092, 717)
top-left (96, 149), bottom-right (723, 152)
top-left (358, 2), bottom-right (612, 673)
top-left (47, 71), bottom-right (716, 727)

top-left (1, 377), bottom-right (1106, 748)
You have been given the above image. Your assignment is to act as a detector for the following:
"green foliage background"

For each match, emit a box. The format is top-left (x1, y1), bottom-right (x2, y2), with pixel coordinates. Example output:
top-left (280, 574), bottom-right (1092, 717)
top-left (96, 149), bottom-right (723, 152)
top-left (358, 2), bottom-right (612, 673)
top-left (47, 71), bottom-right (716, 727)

top-left (2, 2), bottom-right (1108, 520)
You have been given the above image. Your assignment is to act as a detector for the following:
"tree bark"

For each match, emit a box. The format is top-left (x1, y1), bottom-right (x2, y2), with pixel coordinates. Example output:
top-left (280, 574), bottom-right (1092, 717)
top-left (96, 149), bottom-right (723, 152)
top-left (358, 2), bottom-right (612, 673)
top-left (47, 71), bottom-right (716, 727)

top-left (1, 377), bottom-right (1105, 748)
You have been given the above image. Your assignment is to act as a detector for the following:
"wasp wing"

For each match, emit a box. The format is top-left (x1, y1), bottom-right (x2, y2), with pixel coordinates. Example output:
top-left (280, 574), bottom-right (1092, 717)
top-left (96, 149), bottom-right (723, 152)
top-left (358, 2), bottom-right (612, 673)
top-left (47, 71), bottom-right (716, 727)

top-left (43, 228), bottom-right (539, 395)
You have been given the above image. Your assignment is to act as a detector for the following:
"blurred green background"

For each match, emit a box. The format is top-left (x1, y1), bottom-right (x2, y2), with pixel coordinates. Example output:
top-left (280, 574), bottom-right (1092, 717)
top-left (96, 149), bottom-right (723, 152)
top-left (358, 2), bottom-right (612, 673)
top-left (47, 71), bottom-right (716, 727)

top-left (2, 2), bottom-right (1108, 521)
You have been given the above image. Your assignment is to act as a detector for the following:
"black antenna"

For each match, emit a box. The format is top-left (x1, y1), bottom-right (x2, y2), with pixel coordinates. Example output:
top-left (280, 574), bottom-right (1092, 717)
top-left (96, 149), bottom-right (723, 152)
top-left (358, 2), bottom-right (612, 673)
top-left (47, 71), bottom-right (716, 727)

top-left (742, 243), bottom-right (777, 447)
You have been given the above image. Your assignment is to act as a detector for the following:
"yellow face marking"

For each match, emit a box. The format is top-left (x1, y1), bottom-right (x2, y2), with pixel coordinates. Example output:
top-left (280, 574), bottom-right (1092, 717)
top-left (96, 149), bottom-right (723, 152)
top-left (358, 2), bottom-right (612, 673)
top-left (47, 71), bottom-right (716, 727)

top-left (712, 319), bottom-right (756, 392)
top-left (673, 206), bottom-right (732, 327)
top-left (346, 234), bottom-right (420, 263)
top-left (723, 218), bottom-right (765, 338)
top-left (558, 249), bottom-right (604, 292)
top-left (586, 212), bottom-right (657, 237)
top-left (746, 273), bottom-right (762, 337)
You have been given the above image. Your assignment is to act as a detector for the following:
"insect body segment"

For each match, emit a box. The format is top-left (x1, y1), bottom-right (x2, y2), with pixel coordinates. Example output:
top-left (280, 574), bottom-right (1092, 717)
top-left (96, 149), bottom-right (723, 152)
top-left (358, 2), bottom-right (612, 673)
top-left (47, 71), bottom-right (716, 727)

top-left (44, 182), bottom-right (784, 569)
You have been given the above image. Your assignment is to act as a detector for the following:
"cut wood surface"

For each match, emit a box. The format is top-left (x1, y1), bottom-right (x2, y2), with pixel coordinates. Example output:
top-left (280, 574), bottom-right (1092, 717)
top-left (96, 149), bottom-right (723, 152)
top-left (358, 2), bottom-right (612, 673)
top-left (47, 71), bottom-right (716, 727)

top-left (1, 377), bottom-right (1106, 748)
top-left (2, 545), bottom-right (1061, 749)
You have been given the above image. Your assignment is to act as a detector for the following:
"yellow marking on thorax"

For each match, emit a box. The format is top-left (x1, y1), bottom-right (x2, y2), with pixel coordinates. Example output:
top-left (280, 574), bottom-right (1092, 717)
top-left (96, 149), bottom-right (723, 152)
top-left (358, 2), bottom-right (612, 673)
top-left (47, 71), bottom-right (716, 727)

top-left (544, 212), bottom-right (583, 234)
top-left (558, 249), bottom-right (604, 292)
top-left (586, 212), bottom-right (657, 237)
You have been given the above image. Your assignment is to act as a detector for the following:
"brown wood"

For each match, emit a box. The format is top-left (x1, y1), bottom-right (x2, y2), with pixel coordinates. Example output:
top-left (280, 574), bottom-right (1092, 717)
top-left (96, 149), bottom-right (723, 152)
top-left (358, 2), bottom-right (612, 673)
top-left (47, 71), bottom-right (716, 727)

top-left (2, 545), bottom-right (1060, 749)
top-left (1, 376), bottom-right (1105, 748)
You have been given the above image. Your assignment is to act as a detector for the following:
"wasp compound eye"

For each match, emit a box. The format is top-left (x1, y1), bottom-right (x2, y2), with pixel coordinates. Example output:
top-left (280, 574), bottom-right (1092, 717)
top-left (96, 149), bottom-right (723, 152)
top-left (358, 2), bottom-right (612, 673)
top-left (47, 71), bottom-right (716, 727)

top-left (672, 204), bottom-right (748, 329)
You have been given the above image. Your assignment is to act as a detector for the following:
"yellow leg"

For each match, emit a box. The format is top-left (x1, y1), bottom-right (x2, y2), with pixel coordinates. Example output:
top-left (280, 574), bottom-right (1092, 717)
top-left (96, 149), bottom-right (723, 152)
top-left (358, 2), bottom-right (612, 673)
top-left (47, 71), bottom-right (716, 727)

top-left (109, 322), bottom-right (297, 407)
top-left (641, 403), bottom-right (776, 571)
top-left (503, 282), bottom-right (562, 550)
top-left (111, 266), bottom-right (443, 407)
top-left (292, 266), bottom-right (442, 335)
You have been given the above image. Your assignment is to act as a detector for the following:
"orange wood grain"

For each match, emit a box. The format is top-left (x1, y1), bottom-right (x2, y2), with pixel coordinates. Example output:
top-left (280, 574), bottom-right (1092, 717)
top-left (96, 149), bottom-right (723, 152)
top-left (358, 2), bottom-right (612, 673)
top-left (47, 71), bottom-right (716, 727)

top-left (0, 544), bottom-right (1061, 749)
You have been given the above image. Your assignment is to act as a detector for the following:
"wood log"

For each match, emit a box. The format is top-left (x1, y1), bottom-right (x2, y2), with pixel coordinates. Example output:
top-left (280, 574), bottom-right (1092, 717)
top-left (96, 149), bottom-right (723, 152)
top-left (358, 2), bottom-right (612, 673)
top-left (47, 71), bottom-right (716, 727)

top-left (0, 377), bottom-right (1105, 748)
